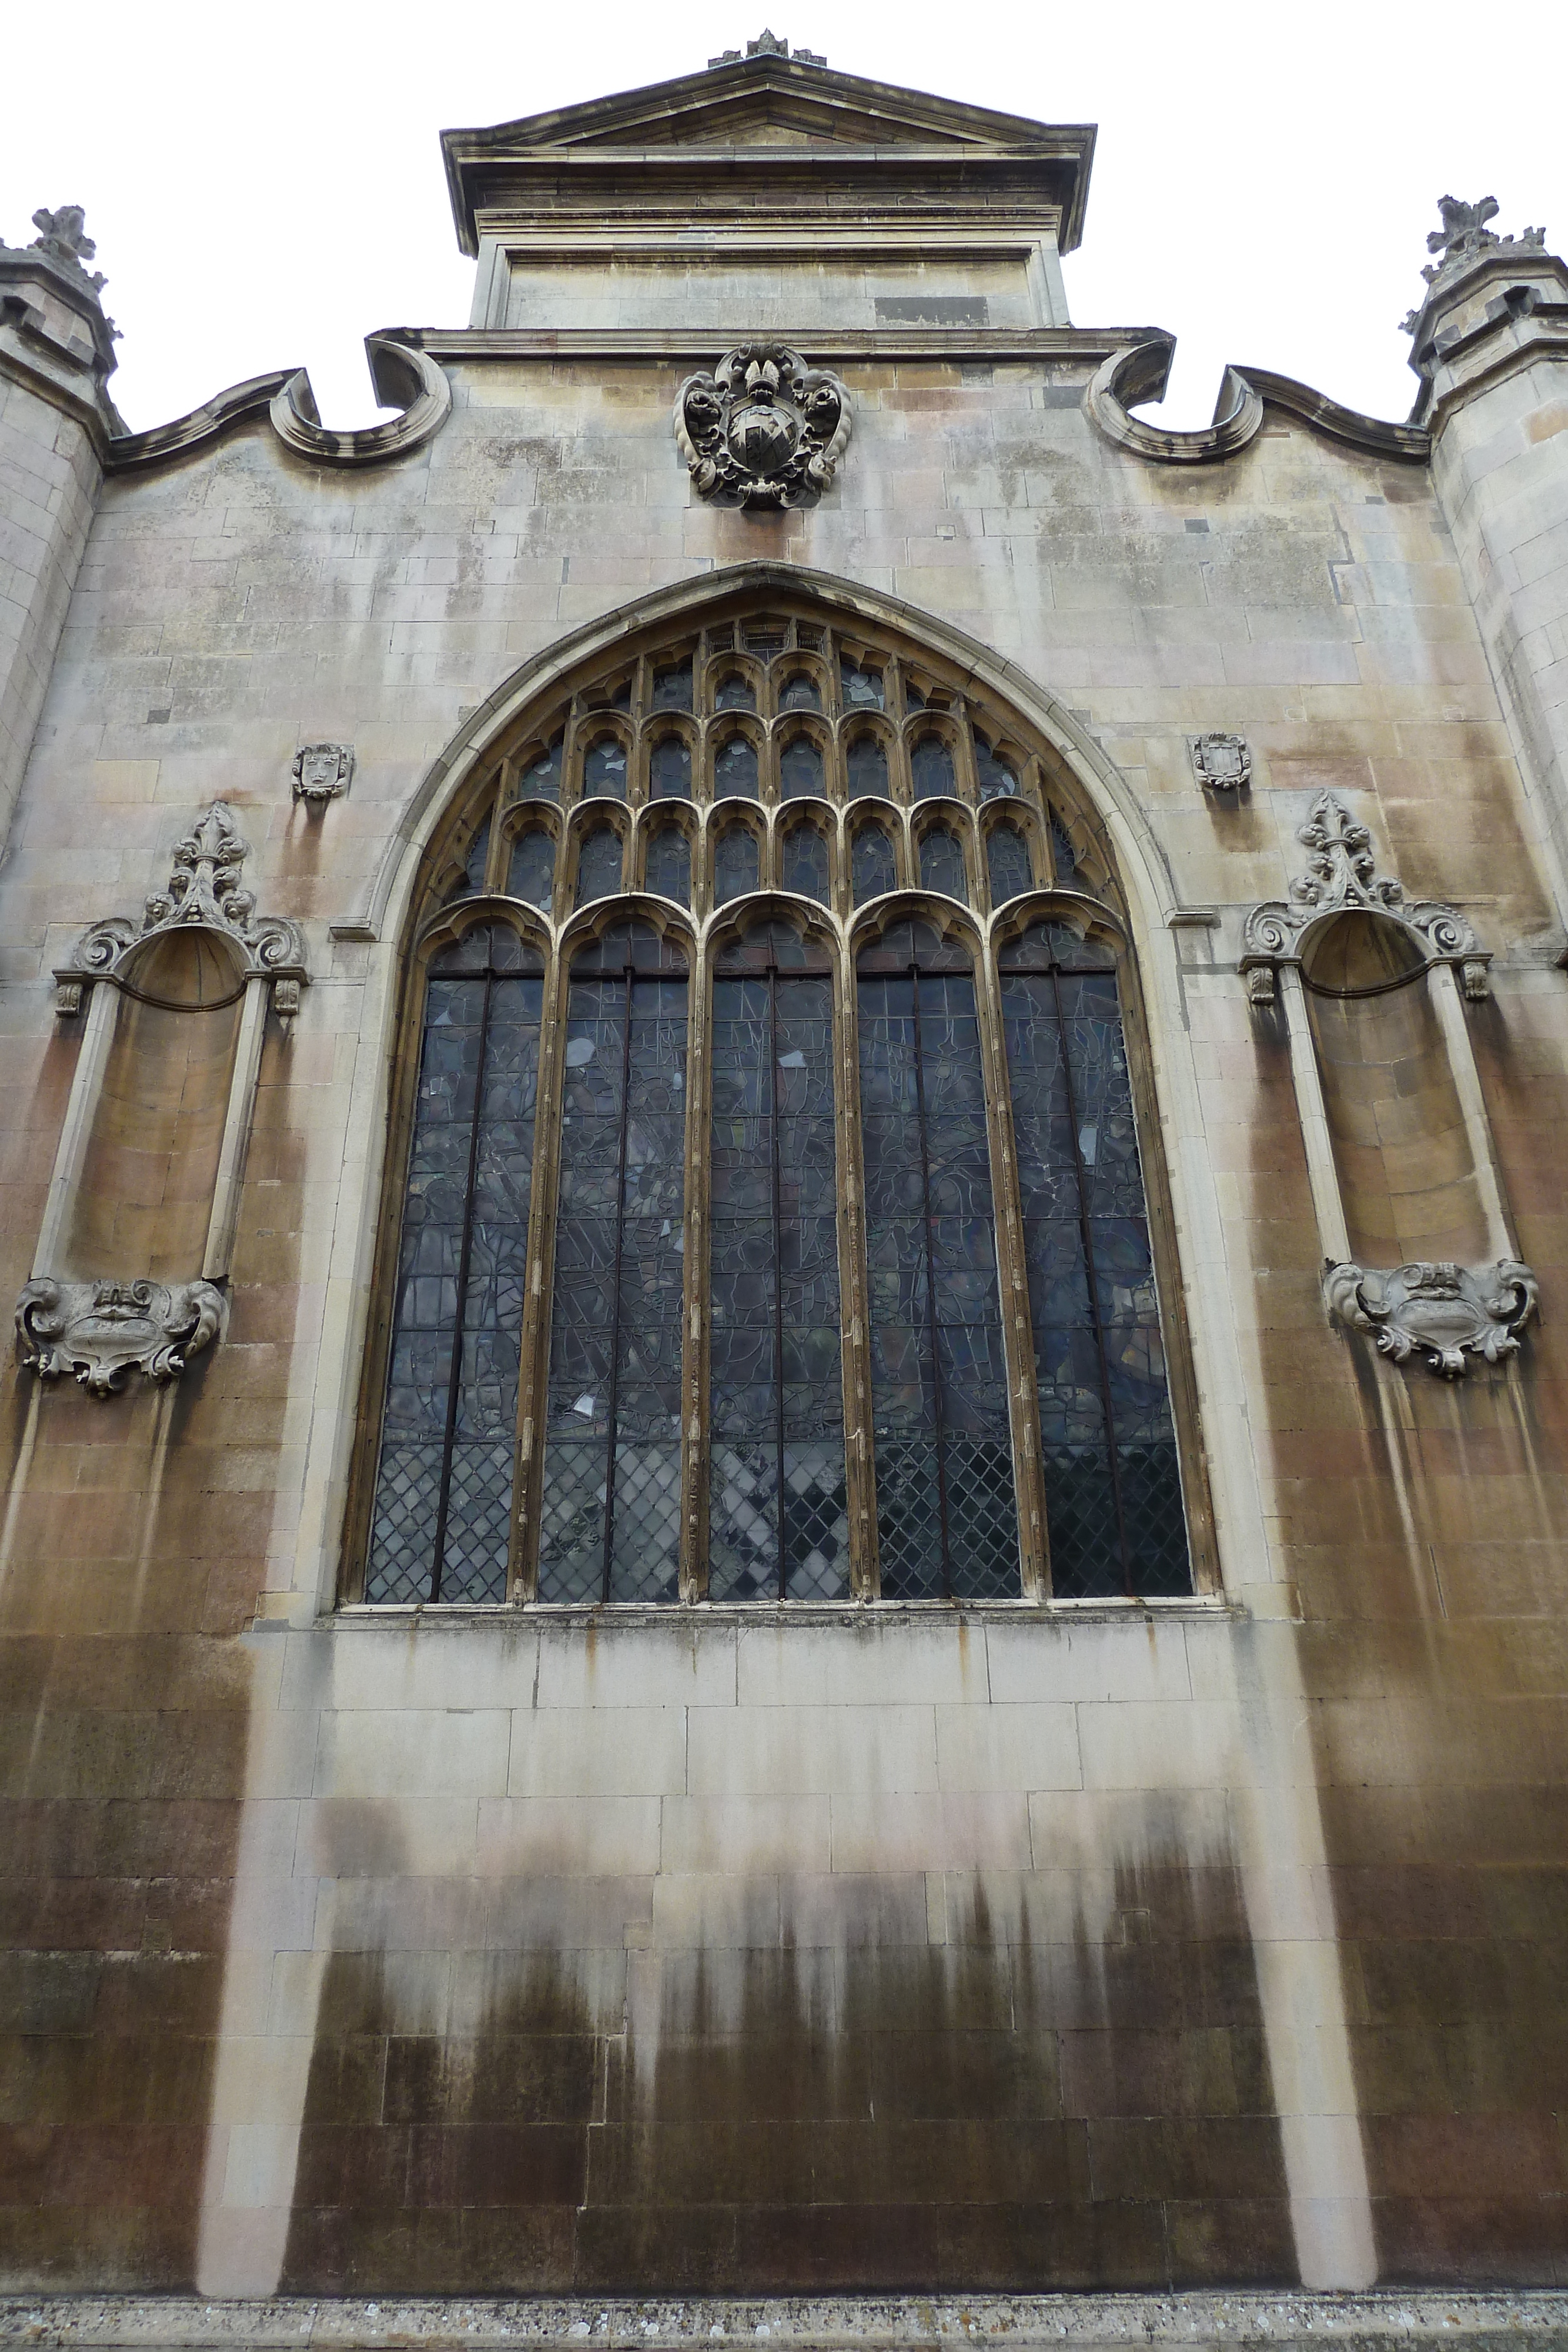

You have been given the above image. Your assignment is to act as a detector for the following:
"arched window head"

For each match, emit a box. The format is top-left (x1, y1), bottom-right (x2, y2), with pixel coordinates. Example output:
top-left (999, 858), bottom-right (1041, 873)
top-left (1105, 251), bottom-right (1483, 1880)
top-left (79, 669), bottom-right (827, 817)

top-left (783, 819), bottom-right (830, 907)
top-left (714, 733), bottom-right (760, 802)
top-left (912, 734), bottom-right (956, 801)
top-left (540, 921), bottom-right (688, 1605)
top-left (584, 737), bottom-right (627, 800)
top-left (507, 826), bottom-right (555, 913)
top-left (650, 735), bottom-right (691, 802)
top-left (852, 820), bottom-right (897, 907)
top-left (779, 736), bottom-right (824, 801)
top-left (986, 821), bottom-right (1032, 908)
top-left (715, 821), bottom-right (760, 907)
top-left (575, 823), bottom-right (623, 907)
top-left (847, 736), bottom-right (890, 801)
top-left (919, 823), bottom-right (968, 906)
top-left (366, 922), bottom-right (546, 1606)
top-left (645, 821), bottom-right (691, 908)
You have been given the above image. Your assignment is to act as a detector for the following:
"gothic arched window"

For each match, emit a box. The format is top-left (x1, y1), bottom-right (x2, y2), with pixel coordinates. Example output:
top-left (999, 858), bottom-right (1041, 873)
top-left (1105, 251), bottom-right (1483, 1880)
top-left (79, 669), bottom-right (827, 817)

top-left (352, 602), bottom-right (1203, 1606)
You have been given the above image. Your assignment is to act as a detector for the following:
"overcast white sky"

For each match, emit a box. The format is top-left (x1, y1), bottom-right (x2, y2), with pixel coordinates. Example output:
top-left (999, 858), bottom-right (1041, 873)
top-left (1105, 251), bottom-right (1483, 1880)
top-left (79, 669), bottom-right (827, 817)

top-left (4, 0), bottom-right (1562, 435)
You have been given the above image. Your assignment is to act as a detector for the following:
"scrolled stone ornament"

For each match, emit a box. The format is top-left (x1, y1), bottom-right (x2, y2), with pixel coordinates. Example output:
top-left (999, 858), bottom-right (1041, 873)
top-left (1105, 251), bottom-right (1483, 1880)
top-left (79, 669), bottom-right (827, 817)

top-left (15, 1276), bottom-right (224, 1398)
top-left (675, 343), bottom-right (852, 510)
top-left (1323, 1257), bottom-right (1539, 1379)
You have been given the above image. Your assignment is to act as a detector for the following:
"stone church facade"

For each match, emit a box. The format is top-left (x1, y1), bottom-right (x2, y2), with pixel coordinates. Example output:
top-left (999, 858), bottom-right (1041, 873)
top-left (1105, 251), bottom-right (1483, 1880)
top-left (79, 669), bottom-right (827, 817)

top-left (1, 34), bottom-right (1567, 2326)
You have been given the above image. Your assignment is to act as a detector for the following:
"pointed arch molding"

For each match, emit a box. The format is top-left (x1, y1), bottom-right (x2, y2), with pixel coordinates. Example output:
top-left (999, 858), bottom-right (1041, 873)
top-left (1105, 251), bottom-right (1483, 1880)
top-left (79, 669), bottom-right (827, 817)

top-left (351, 562), bottom-right (1183, 954)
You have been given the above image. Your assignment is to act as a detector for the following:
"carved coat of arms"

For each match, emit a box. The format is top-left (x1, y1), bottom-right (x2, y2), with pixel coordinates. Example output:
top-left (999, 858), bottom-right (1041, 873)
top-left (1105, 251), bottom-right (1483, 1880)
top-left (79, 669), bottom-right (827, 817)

top-left (675, 343), bottom-right (852, 510)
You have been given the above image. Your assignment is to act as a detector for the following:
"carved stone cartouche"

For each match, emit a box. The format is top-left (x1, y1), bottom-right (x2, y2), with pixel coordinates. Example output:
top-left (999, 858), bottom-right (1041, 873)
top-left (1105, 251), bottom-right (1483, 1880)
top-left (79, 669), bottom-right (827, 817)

top-left (1324, 1259), bottom-right (1538, 1379)
top-left (15, 1277), bottom-right (223, 1397)
top-left (675, 344), bottom-right (851, 510)
top-left (1191, 733), bottom-right (1251, 792)
top-left (1241, 790), bottom-right (1487, 1003)
top-left (55, 800), bottom-right (305, 1015)
top-left (292, 743), bottom-right (353, 802)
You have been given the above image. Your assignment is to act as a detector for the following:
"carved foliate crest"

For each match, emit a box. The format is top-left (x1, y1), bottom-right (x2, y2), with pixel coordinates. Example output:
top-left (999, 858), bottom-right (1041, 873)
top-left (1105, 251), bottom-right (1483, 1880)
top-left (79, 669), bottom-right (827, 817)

top-left (56, 801), bottom-right (306, 1013)
top-left (292, 743), bottom-right (353, 802)
top-left (16, 1276), bottom-right (223, 1397)
top-left (675, 344), bottom-right (852, 510)
top-left (1241, 792), bottom-right (1487, 1003)
top-left (1325, 1259), bottom-right (1538, 1379)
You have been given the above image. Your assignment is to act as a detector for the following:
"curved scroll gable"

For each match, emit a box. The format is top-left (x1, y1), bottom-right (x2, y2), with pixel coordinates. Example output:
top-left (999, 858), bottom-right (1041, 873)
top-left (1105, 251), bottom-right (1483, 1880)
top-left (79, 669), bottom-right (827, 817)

top-left (1085, 339), bottom-right (1430, 467)
top-left (105, 336), bottom-right (450, 474)
top-left (55, 800), bottom-right (307, 1015)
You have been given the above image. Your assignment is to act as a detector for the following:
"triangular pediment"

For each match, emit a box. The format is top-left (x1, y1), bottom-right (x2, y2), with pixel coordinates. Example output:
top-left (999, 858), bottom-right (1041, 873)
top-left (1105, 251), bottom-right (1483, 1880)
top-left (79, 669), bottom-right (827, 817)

top-left (443, 54), bottom-right (1095, 252)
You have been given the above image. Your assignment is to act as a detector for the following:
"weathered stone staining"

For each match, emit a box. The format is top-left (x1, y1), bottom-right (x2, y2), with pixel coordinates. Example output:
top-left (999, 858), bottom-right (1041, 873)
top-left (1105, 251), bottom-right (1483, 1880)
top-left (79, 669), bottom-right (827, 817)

top-left (15, 1274), bottom-right (223, 1395)
top-left (4, 34), bottom-right (1568, 2324)
top-left (674, 344), bottom-right (852, 508)
top-left (1323, 1258), bottom-right (1539, 1379)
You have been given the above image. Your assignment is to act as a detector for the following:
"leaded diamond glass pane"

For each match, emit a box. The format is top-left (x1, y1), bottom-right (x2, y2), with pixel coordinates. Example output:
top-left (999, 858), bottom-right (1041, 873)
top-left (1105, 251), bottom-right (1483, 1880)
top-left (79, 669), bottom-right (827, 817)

top-left (367, 925), bottom-right (542, 1604)
top-left (858, 963), bottom-right (1018, 1598)
top-left (709, 956), bottom-right (845, 1600)
top-left (540, 952), bottom-right (689, 1603)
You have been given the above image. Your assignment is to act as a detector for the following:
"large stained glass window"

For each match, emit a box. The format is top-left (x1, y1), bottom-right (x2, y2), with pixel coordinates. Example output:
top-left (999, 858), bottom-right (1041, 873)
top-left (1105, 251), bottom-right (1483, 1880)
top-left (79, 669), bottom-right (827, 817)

top-left (360, 606), bottom-right (1196, 1606)
top-left (366, 924), bottom-right (542, 1603)
top-left (539, 923), bottom-right (687, 1603)
top-left (708, 920), bottom-right (847, 1601)
top-left (999, 923), bottom-right (1188, 1597)
top-left (857, 923), bottom-right (1017, 1599)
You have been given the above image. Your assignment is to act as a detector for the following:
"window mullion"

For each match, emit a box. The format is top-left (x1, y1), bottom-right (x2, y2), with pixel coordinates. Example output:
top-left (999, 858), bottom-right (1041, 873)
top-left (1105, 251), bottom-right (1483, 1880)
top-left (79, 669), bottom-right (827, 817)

top-left (977, 946), bottom-right (1053, 1599)
top-left (835, 948), bottom-right (879, 1600)
top-left (507, 943), bottom-right (566, 1602)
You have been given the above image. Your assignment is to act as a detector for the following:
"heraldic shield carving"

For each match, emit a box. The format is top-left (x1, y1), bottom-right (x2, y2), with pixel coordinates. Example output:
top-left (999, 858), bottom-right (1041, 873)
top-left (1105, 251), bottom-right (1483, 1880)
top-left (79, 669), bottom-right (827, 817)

top-left (675, 343), bottom-right (852, 509)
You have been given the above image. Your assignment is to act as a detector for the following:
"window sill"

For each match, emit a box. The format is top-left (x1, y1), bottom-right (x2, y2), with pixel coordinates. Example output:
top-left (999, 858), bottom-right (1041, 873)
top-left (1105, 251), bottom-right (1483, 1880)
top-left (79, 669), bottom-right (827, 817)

top-left (327, 1593), bottom-right (1239, 1629)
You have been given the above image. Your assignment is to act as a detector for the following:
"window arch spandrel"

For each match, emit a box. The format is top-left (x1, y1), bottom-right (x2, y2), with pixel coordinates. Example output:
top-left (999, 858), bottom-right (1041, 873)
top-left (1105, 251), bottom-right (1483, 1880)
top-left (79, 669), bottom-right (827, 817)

top-left (366, 921), bottom-right (544, 1606)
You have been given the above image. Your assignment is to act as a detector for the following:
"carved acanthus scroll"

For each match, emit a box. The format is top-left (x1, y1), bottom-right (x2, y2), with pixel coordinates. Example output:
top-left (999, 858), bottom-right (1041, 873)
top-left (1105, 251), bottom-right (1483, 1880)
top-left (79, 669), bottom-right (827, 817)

top-left (16, 1277), bottom-right (223, 1398)
top-left (1324, 1259), bottom-right (1538, 1379)
top-left (54, 801), bottom-right (305, 1015)
top-left (1241, 791), bottom-right (1488, 1004)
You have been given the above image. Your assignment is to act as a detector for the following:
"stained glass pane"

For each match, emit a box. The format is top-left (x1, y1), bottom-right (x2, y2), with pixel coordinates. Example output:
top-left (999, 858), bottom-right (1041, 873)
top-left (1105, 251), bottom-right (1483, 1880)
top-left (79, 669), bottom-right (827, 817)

top-left (714, 734), bottom-right (760, 801)
top-left (780, 737), bottom-right (823, 800)
top-left (783, 823), bottom-right (830, 906)
top-left (448, 816), bottom-right (491, 902)
top-left (715, 824), bottom-right (760, 906)
top-left (539, 946), bottom-right (688, 1603)
top-left (858, 956), bottom-right (1018, 1599)
top-left (367, 925), bottom-right (543, 1605)
top-left (987, 821), bottom-right (1032, 908)
top-left (710, 951), bottom-right (846, 1602)
top-left (507, 827), bottom-right (555, 912)
top-left (651, 736), bottom-right (691, 801)
top-left (847, 736), bottom-right (890, 800)
top-left (645, 823), bottom-right (691, 907)
top-left (576, 824), bottom-right (623, 907)
top-left (584, 737), bottom-right (627, 799)
top-left (714, 673), bottom-right (757, 713)
top-left (912, 736), bottom-right (955, 800)
top-left (1049, 808), bottom-right (1079, 883)
top-left (974, 734), bottom-right (1018, 801)
top-left (779, 673), bottom-right (821, 712)
top-left (652, 663), bottom-right (694, 711)
top-left (999, 927), bottom-right (1189, 1599)
top-left (852, 823), bottom-right (897, 907)
top-left (520, 737), bottom-right (563, 802)
top-left (920, 824), bottom-right (968, 905)
top-left (841, 658), bottom-right (885, 710)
